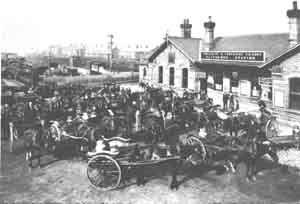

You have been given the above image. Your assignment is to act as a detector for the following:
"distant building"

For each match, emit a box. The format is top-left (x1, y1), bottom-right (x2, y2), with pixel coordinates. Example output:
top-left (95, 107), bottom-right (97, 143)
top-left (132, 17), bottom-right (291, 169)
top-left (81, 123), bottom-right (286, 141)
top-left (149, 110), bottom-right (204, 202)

top-left (118, 44), bottom-right (152, 60)
top-left (112, 47), bottom-right (120, 59)
top-left (1, 52), bottom-right (18, 61)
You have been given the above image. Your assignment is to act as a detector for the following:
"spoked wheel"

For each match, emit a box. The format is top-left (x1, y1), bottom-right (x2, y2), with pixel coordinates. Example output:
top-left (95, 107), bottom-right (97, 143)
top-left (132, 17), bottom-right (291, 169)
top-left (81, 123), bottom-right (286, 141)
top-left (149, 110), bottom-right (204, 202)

top-left (87, 155), bottom-right (122, 191)
top-left (265, 118), bottom-right (279, 138)
top-left (186, 135), bottom-right (207, 160)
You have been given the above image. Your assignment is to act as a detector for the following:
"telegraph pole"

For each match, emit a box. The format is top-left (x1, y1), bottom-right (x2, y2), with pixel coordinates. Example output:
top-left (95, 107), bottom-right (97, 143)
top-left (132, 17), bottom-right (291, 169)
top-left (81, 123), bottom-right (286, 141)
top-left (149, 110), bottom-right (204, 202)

top-left (107, 34), bottom-right (114, 72)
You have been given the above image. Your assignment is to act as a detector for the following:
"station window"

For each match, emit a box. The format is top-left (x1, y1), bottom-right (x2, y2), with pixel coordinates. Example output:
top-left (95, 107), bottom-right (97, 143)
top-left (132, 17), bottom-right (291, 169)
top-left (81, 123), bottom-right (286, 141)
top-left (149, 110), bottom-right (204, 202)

top-left (158, 66), bottom-right (163, 83)
top-left (231, 72), bottom-right (239, 87)
top-left (168, 52), bottom-right (175, 64)
top-left (251, 79), bottom-right (261, 97)
top-left (207, 73), bottom-right (215, 89)
top-left (214, 72), bottom-right (223, 91)
top-left (143, 68), bottom-right (147, 77)
top-left (231, 72), bottom-right (239, 93)
top-left (290, 77), bottom-right (300, 110)
top-left (182, 68), bottom-right (188, 88)
top-left (169, 67), bottom-right (175, 86)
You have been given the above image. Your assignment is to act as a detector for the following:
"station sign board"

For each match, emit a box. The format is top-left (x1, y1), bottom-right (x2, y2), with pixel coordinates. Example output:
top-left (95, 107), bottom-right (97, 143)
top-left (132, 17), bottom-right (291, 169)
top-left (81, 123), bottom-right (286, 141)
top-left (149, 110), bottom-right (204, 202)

top-left (201, 51), bottom-right (265, 62)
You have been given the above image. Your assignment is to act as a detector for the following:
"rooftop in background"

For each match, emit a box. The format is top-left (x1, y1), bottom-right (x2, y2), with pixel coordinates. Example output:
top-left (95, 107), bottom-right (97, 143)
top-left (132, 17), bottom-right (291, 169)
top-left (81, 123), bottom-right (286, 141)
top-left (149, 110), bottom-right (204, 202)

top-left (213, 33), bottom-right (290, 62)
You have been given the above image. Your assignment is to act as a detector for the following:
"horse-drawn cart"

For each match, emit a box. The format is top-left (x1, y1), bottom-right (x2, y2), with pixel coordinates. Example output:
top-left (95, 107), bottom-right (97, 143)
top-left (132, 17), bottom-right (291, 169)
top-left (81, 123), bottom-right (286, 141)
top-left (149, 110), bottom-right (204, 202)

top-left (87, 146), bottom-right (180, 191)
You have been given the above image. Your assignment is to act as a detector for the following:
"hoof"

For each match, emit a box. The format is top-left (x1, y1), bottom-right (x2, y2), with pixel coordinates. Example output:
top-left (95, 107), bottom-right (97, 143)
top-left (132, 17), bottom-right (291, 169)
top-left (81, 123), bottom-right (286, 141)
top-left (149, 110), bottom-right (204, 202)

top-left (227, 161), bottom-right (236, 173)
top-left (280, 165), bottom-right (289, 174)
top-left (170, 181), bottom-right (179, 190)
top-left (250, 176), bottom-right (257, 181)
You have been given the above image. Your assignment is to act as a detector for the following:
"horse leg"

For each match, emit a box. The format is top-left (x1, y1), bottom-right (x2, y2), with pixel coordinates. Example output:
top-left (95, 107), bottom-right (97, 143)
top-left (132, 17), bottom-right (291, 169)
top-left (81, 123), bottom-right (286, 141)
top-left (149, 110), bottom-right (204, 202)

top-left (27, 148), bottom-right (33, 168)
top-left (225, 159), bottom-right (236, 173)
top-left (37, 146), bottom-right (42, 168)
top-left (248, 154), bottom-right (260, 181)
top-left (34, 146), bottom-right (40, 168)
top-left (268, 149), bottom-right (287, 173)
top-left (170, 160), bottom-right (180, 190)
top-left (136, 166), bottom-right (145, 186)
top-left (268, 149), bottom-right (279, 163)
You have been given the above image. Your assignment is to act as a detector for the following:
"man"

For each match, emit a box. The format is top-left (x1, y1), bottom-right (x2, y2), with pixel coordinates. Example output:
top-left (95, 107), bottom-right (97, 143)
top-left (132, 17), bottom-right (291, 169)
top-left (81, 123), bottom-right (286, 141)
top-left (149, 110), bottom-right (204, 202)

top-left (26, 101), bottom-right (36, 121)
top-left (258, 100), bottom-right (272, 125)
top-left (135, 108), bottom-right (141, 132)
top-left (223, 92), bottom-right (229, 111)
top-left (125, 104), bottom-right (135, 136)
top-left (1, 104), bottom-right (11, 139)
top-left (229, 94), bottom-right (235, 112)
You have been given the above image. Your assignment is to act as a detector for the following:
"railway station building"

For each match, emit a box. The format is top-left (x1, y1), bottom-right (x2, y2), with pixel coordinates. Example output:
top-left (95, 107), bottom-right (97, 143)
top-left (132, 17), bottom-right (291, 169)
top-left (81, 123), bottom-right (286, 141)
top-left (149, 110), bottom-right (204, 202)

top-left (139, 19), bottom-right (203, 95)
top-left (140, 1), bottom-right (300, 124)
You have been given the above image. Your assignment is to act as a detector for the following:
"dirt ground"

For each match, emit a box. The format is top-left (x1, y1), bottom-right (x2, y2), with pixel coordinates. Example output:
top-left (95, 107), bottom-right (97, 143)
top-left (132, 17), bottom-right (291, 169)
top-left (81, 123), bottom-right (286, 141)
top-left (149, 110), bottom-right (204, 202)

top-left (1, 140), bottom-right (300, 204)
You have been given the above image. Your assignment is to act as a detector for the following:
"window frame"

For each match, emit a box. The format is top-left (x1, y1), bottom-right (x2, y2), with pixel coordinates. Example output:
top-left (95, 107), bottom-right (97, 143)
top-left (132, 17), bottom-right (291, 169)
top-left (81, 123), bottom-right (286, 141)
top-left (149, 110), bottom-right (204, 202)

top-left (182, 68), bottom-right (188, 88)
top-left (168, 52), bottom-right (175, 64)
top-left (214, 72), bottom-right (223, 91)
top-left (169, 67), bottom-right (175, 86)
top-left (289, 77), bottom-right (300, 110)
top-left (158, 66), bottom-right (163, 83)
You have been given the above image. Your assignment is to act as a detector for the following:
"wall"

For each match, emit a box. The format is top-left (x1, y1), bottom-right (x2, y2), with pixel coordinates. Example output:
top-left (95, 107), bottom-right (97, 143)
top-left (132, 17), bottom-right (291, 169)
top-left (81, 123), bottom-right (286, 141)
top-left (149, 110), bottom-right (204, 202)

top-left (272, 52), bottom-right (300, 109)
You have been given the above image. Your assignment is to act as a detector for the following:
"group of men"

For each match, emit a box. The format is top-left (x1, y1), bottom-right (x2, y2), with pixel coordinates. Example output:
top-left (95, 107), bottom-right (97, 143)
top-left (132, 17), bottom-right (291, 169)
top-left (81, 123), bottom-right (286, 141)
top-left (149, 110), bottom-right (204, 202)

top-left (222, 92), bottom-right (239, 112)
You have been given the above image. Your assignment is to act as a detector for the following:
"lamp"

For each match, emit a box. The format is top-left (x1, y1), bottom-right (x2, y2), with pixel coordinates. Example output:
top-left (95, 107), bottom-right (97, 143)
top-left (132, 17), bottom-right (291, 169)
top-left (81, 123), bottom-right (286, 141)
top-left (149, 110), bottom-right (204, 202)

top-left (232, 72), bottom-right (238, 79)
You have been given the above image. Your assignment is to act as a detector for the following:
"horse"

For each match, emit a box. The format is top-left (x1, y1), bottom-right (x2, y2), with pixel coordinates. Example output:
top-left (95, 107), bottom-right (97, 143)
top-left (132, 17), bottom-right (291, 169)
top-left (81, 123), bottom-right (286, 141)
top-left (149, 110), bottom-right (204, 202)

top-left (125, 134), bottom-right (206, 190)
top-left (243, 123), bottom-right (279, 181)
top-left (47, 119), bottom-right (95, 159)
top-left (47, 116), bottom-right (125, 160)
top-left (23, 119), bottom-right (48, 168)
top-left (213, 117), bottom-right (280, 182)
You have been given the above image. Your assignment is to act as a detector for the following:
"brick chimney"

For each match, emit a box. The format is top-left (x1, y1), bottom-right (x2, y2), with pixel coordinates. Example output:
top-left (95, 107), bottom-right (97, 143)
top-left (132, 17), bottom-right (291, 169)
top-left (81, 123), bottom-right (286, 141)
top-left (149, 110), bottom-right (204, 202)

top-left (287, 1), bottom-right (300, 47)
top-left (203, 16), bottom-right (216, 51)
top-left (180, 19), bottom-right (192, 38)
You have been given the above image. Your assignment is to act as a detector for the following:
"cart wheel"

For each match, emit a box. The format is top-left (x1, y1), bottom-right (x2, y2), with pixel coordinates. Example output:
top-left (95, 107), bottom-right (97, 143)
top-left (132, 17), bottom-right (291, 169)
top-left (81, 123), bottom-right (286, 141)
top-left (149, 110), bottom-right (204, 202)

top-left (265, 118), bottom-right (279, 138)
top-left (87, 155), bottom-right (121, 191)
top-left (185, 135), bottom-right (207, 161)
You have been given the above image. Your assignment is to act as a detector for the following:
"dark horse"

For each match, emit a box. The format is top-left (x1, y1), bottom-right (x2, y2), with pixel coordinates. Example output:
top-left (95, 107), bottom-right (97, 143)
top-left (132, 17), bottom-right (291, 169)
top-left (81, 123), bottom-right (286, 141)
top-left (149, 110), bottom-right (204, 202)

top-left (128, 136), bottom-right (205, 190)
top-left (216, 116), bottom-right (280, 181)
top-left (23, 119), bottom-right (48, 168)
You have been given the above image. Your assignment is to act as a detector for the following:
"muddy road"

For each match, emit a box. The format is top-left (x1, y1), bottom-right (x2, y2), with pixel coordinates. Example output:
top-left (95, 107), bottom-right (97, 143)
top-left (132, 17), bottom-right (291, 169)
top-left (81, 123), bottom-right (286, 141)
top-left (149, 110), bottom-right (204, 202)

top-left (1, 140), bottom-right (300, 204)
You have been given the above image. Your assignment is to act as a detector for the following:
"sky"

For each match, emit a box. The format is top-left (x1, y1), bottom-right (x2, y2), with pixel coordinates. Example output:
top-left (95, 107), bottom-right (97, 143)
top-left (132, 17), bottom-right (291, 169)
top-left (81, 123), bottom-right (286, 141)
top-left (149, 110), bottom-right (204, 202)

top-left (0, 0), bottom-right (294, 55)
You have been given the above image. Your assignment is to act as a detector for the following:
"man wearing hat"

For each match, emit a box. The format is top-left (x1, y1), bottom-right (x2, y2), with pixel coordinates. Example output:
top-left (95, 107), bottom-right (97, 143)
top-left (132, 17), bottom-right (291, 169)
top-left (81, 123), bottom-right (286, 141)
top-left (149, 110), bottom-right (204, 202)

top-left (82, 112), bottom-right (89, 121)
top-left (2, 104), bottom-right (13, 140)
top-left (258, 100), bottom-right (271, 125)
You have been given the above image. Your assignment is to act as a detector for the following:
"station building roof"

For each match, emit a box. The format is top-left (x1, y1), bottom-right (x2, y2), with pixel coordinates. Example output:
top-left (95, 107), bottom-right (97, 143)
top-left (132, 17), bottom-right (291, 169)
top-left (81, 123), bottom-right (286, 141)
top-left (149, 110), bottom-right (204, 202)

top-left (148, 32), bottom-right (294, 68)
top-left (214, 33), bottom-right (289, 61)
top-left (200, 33), bottom-right (291, 67)
top-left (148, 36), bottom-right (202, 63)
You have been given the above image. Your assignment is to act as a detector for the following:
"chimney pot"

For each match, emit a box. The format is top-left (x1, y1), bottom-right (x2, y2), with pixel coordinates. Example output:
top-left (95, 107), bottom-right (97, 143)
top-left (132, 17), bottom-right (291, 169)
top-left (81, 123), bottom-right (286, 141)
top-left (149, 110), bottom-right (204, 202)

top-left (294, 1), bottom-right (298, 9)
top-left (180, 18), bottom-right (192, 38)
